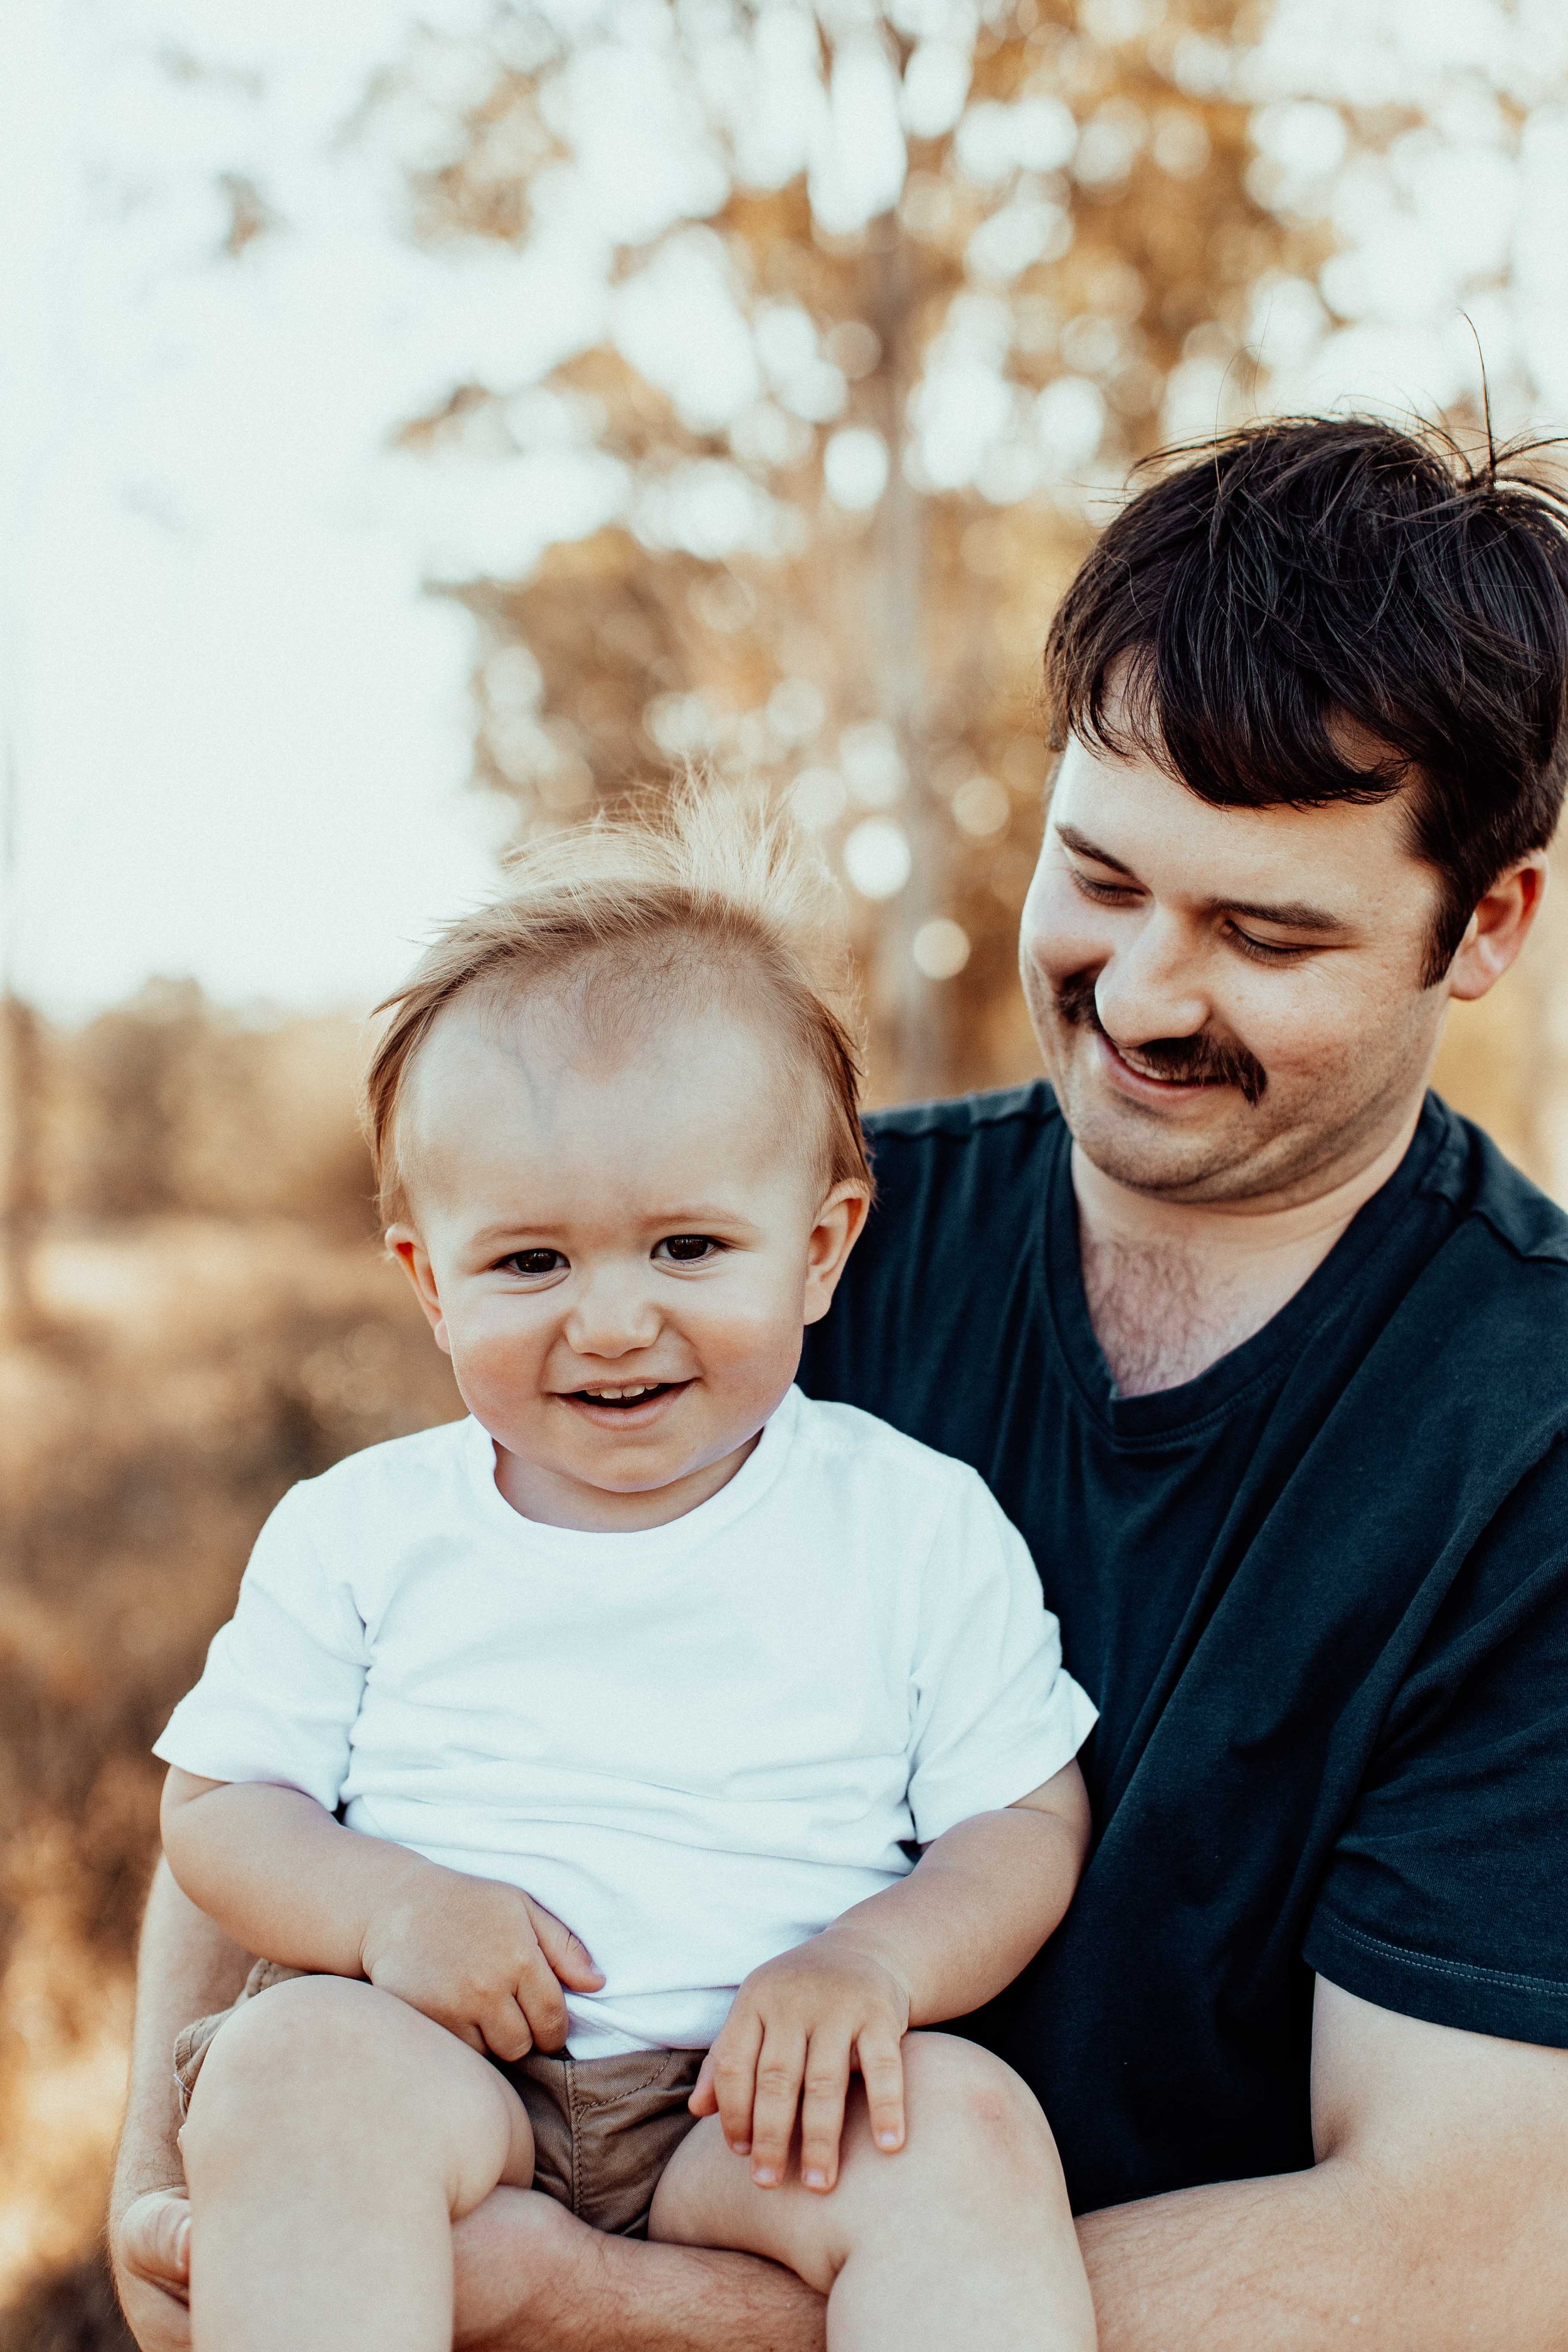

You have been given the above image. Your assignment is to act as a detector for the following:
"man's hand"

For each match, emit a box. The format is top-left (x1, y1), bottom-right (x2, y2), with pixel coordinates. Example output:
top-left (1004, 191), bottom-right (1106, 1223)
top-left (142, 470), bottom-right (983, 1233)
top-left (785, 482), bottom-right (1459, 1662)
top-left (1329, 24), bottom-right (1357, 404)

top-left (361, 1870), bottom-right (605, 2059)
top-left (113, 2190), bottom-right (192, 2352)
top-left (690, 1932), bottom-right (913, 2193)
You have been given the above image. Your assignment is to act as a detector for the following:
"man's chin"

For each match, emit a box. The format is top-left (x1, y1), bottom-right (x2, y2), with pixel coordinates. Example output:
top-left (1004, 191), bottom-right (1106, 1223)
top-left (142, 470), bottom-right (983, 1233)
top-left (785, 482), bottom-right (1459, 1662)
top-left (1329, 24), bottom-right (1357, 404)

top-left (1059, 1083), bottom-right (1267, 1200)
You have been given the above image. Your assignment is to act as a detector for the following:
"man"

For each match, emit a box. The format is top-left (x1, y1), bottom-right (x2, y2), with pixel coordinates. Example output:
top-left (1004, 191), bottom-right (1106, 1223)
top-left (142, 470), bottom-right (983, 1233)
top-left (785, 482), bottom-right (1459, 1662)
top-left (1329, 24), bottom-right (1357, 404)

top-left (114, 416), bottom-right (1568, 2348)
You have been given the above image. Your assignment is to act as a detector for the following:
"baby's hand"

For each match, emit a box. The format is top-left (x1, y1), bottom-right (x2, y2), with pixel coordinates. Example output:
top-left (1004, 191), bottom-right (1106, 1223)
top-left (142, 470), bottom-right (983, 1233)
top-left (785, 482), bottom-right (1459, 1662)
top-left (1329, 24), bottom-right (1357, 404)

top-left (359, 1865), bottom-right (603, 2060)
top-left (689, 1933), bottom-right (912, 2193)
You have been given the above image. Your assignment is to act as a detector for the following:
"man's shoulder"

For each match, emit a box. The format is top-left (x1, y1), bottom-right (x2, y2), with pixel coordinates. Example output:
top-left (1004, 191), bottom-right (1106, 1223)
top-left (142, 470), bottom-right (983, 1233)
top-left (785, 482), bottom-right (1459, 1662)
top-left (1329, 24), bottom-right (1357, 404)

top-left (861, 1081), bottom-right (1064, 1222)
top-left (864, 1078), bottom-right (1063, 1152)
top-left (1434, 1101), bottom-right (1568, 1273)
top-left (1377, 1101), bottom-right (1568, 1452)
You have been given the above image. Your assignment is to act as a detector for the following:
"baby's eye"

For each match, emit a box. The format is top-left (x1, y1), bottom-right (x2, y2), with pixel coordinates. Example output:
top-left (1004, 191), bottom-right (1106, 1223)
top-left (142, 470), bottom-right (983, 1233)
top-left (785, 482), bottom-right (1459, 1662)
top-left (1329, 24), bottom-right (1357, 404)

top-left (499, 1248), bottom-right (567, 1279)
top-left (654, 1234), bottom-right (723, 1264)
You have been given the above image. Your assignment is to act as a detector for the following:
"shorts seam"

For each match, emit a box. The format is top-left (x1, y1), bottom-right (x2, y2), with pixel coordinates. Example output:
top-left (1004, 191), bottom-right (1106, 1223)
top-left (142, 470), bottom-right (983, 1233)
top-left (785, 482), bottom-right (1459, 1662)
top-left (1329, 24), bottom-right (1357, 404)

top-left (572, 2052), bottom-right (691, 2109)
top-left (564, 2060), bottom-right (583, 2214)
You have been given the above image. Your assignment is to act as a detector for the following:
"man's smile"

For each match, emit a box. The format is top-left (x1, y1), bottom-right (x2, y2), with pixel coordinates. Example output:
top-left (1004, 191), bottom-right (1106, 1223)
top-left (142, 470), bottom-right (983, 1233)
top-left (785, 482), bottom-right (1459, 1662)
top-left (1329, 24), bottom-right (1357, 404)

top-left (1052, 969), bottom-right (1270, 1109)
top-left (1096, 1030), bottom-right (1227, 1100)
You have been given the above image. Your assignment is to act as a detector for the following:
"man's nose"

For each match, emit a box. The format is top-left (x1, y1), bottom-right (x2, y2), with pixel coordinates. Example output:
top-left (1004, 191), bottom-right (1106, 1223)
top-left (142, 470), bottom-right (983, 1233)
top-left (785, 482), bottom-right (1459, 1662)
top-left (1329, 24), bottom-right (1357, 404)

top-left (1092, 909), bottom-right (1210, 1046)
top-left (561, 1265), bottom-right (662, 1359)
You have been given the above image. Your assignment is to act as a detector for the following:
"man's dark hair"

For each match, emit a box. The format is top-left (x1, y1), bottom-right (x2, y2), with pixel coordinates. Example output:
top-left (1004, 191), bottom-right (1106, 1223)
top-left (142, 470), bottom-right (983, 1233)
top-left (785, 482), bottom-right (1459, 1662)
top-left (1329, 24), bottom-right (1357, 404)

top-left (1042, 415), bottom-right (1568, 982)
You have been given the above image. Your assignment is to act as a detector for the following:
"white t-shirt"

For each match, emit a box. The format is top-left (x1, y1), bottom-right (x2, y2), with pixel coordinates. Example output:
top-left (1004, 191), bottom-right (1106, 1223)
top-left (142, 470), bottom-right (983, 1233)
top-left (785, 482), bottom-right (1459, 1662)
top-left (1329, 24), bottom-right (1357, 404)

top-left (155, 1387), bottom-right (1096, 2057)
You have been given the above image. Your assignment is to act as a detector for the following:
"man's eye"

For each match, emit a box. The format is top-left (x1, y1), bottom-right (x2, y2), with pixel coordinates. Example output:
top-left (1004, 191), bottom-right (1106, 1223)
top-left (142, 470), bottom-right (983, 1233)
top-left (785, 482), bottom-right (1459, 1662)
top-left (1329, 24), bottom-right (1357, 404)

top-left (500, 1249), bottom-right (566, 1278)
top-left (655, 1235), bottom-right (722, 1264)
top-left (1071, 869), bottom-right (1138, 904)
top-left (1228, 926), bottom-right (1310, 964)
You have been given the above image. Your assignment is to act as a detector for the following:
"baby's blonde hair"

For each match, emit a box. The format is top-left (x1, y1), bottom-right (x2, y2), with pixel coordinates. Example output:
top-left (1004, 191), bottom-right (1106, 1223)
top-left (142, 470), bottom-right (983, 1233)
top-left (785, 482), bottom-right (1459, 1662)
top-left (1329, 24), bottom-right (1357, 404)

top-left (365, 785), bottom-right (872, 1227)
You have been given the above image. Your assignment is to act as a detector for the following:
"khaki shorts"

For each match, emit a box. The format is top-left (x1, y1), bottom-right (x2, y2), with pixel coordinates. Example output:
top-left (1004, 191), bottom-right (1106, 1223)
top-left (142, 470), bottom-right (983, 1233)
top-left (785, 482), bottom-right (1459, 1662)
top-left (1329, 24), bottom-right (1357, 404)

top-left (174, 1961), bottom-right (705, 2238)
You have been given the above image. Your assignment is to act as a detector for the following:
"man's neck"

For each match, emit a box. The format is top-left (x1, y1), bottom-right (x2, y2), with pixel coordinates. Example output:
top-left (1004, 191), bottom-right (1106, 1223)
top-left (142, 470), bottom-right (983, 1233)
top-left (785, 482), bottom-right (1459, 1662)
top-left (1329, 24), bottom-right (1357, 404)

top-left (1071, 1105), bottom-right (1425, 1398)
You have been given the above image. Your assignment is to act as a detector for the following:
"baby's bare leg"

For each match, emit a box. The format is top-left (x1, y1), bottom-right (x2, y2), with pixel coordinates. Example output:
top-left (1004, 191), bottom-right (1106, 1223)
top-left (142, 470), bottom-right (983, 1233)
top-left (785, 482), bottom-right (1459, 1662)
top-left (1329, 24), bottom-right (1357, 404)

top-left (650, 2032), bottom-right (1096, 2352)
top-left (179, 1975), bottom-right (534, 2352)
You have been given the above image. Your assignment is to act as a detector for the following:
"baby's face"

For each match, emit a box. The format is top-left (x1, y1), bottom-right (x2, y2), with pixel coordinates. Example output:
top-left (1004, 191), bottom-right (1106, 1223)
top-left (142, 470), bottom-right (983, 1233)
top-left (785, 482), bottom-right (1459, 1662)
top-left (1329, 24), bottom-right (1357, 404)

top-left (388, 992), bottom-right (866, 1532)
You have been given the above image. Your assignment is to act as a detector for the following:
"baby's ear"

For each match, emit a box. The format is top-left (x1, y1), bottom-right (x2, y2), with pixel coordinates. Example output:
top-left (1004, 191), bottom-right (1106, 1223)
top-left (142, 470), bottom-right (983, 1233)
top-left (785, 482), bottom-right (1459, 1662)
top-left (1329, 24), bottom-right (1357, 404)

top-left (802, 1183), bottom-right (871, 1325)
top-left (386, 1225), bottom-right (450, 1353)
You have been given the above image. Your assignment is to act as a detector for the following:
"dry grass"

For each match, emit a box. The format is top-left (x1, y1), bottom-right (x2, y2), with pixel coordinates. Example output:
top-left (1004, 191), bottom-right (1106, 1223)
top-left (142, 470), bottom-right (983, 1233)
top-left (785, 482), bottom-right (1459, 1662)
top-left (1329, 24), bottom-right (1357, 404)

top-left (0, 1210), bottom-right (460, 2342)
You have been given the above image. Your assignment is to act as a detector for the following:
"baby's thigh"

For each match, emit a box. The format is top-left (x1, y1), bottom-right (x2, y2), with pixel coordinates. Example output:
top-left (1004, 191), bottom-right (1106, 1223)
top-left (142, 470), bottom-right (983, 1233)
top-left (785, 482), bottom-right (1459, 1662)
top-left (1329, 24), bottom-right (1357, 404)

top-left (649, 2114), bottom-right (835, 2289)
top-left (183, 1975), bottom-right (534, 2216)
top-left (649, 2032), bottom-right (1072, 2296)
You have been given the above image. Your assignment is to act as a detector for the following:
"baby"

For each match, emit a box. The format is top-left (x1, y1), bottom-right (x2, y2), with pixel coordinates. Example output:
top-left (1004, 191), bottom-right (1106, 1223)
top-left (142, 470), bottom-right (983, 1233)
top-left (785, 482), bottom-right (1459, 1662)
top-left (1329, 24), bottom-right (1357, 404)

top-left (154, 791), bottom-right (1100, 2352)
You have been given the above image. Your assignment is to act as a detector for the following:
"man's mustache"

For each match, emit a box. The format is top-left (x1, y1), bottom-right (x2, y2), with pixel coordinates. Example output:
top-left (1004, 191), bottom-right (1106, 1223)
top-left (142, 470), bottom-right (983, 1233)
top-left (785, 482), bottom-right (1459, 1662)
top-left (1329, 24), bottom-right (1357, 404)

top-left (1054, 970), bottom-right (1269, 1108)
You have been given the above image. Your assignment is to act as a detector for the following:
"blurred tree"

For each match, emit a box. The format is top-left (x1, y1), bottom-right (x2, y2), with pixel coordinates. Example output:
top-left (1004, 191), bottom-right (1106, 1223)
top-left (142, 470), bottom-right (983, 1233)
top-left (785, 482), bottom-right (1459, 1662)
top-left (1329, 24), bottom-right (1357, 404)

top-left (391, 0), bottom-right (1315, 1095)
top-left (1, 992), bottom-right (44, 1345)
top-left (2, 741), bottom-right (45, 1345)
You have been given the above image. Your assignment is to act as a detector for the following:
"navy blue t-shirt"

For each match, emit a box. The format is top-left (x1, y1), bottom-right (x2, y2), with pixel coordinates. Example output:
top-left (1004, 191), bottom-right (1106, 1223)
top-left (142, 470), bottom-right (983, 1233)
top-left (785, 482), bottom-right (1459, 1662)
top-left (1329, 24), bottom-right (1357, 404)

top-left (799, 1085), bottom-right (1568, 2213)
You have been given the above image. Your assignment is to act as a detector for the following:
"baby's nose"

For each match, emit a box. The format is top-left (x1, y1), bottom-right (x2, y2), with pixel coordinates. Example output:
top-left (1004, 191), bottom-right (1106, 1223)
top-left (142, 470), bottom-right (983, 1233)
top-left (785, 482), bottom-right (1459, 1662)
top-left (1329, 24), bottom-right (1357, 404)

top-left (561, 1273), bottom-right (661, 1356)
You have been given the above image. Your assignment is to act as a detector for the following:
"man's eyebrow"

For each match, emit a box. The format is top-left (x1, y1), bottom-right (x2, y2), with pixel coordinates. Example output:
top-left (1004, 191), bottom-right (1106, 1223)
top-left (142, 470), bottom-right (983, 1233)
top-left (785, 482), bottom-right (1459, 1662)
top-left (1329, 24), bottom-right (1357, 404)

top-left (1056, 824), bottom-right (1135, 876)
top-left (1056, 824), bottom-right (1352, 935)
top-left (1219, 895), bottom-right (1352, 934)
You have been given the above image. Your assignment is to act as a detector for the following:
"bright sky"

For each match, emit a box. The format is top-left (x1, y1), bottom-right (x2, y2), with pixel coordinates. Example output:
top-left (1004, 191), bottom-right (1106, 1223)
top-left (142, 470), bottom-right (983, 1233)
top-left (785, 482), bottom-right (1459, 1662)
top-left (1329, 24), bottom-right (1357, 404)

top-left (0, 0), bottom-right (532, 1017)
top-left (2, 0), bottom-right (1565, 1018)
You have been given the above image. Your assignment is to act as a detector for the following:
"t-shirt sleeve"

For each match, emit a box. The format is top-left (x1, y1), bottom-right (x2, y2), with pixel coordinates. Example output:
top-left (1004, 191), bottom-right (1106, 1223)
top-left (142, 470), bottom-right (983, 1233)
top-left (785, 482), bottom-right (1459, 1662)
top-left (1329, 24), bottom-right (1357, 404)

top-left (152, 1481), bottom-right (369, 1811)
top-left (1303, 1437), bottom-right (1568, 2048)
top-left (906, 1466), bottom-right (1098, 1845)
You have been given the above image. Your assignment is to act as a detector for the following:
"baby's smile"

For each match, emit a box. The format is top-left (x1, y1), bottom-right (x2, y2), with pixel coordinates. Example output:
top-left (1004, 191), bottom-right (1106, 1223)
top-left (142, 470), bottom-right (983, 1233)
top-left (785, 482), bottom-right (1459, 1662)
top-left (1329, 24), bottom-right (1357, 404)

top-left (558, 1377), bottom-right (692, 1427)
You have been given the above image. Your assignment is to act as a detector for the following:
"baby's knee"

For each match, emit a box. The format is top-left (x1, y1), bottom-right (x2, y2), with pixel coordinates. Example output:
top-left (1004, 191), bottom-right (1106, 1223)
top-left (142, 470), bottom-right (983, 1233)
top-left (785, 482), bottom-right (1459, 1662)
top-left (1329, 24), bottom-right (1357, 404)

top-left (183, 1978), bottom-right (408, 2161)
top-left (911, 2032), bottom-right (1055, 2143)
top-left (184, 1975), bottom-right (527, 2213)
top-left (885, 2033), bottom-right (1061, 2188)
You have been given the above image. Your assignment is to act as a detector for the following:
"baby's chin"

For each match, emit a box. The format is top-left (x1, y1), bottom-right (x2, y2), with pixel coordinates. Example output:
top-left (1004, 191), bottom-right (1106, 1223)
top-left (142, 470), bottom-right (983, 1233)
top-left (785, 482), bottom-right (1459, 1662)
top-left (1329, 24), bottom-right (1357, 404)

top-left (485, 1399), bottom-right (773, 1531)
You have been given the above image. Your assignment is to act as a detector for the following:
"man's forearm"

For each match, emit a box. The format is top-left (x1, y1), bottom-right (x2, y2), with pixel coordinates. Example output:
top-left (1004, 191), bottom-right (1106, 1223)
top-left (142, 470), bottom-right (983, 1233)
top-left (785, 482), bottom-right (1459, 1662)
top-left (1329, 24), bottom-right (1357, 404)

top-left (111, 1860), bottom-right (255, 2225)
top-left (1079, 2149), bottom-right (1565, 2352)
top-left (452, 2193), bottom-right (826, 2352)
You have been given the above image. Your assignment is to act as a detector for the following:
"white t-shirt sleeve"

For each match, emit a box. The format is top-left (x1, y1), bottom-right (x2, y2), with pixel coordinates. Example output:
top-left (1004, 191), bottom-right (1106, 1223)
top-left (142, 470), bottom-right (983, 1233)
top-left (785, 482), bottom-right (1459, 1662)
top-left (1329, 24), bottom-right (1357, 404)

top-left (152, 1481), bottom-right (369, 1811)
top-left (906, 1468), bottom-right (1097, 1845)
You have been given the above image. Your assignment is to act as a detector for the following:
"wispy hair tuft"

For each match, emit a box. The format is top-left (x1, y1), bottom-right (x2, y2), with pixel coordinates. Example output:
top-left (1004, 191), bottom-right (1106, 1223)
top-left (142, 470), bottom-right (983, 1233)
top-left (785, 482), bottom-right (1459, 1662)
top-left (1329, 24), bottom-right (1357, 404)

top-left (364, 782), bottom-right (871, 1225)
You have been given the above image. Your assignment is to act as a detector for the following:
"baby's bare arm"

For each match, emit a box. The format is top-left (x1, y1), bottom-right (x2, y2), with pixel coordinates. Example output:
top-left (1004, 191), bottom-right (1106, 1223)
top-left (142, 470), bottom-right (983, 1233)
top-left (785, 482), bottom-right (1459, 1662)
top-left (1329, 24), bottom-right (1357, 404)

top-left (159, 1767), bottom-right (602, 2057)
top-left (161, 1768), bottom-right (415, 1976)
top-left (832, 1756), bottom-right (1092, 2026)
top-left (693, 1757), bottom-right (1090, 2190)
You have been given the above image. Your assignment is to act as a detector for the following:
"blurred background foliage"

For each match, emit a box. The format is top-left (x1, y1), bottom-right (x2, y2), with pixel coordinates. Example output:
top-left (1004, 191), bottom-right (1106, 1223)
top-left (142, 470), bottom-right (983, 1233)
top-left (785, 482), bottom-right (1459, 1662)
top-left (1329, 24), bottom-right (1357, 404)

top-left (3, 0), bottom-right (1567, 2337)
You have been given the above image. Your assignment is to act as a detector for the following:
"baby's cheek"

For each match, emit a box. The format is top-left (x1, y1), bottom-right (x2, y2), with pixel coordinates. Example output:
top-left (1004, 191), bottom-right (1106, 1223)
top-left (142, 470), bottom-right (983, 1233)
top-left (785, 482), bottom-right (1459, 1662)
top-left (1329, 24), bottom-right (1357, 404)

top-left (696, 1307), bottom-right (806, 1414)
top-left (445, 1318), bottom-right (544, 1412)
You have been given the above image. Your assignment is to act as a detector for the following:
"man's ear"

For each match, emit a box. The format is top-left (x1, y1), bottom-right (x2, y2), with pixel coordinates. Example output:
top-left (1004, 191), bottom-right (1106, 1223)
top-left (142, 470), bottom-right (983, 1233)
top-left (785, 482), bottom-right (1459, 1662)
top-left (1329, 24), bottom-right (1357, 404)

top-left (386, 1224), bottom-right (451, 1356)
top-left (1446, 854), bottom-right (1549, 1003)
top-left (802, 1182), bottom-right (872, 1327)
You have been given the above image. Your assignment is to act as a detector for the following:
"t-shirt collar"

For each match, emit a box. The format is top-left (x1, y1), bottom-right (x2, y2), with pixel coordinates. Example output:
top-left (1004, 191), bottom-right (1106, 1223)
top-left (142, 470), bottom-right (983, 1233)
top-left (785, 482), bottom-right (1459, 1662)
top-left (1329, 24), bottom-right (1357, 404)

top-left (1041, 1093), bottom-right (1454, 1444)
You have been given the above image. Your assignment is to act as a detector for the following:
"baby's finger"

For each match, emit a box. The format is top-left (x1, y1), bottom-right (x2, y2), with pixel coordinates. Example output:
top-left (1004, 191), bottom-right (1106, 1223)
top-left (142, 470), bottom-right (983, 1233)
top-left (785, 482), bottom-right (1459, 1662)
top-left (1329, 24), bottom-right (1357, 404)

top-left (710, 2010), bottom-right (764, 2154)
top-left (856, 2024), bottom-right (906, 2153)
top-left (526, 1898), bottom-right (605, 1993)
top-left (480, 1994), bottom-right (536, 2064)
top-left (514, 1943), bottom-right (571, 2052)
top-left (797, 2033), bottom-right (853, 2192)
top-left (748, 2026), bottom-right (807, 2188)
top-left (430, 2011), bottom-right (490, 2057)
top-left (688, 2048), bottom-right (719, 2117)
